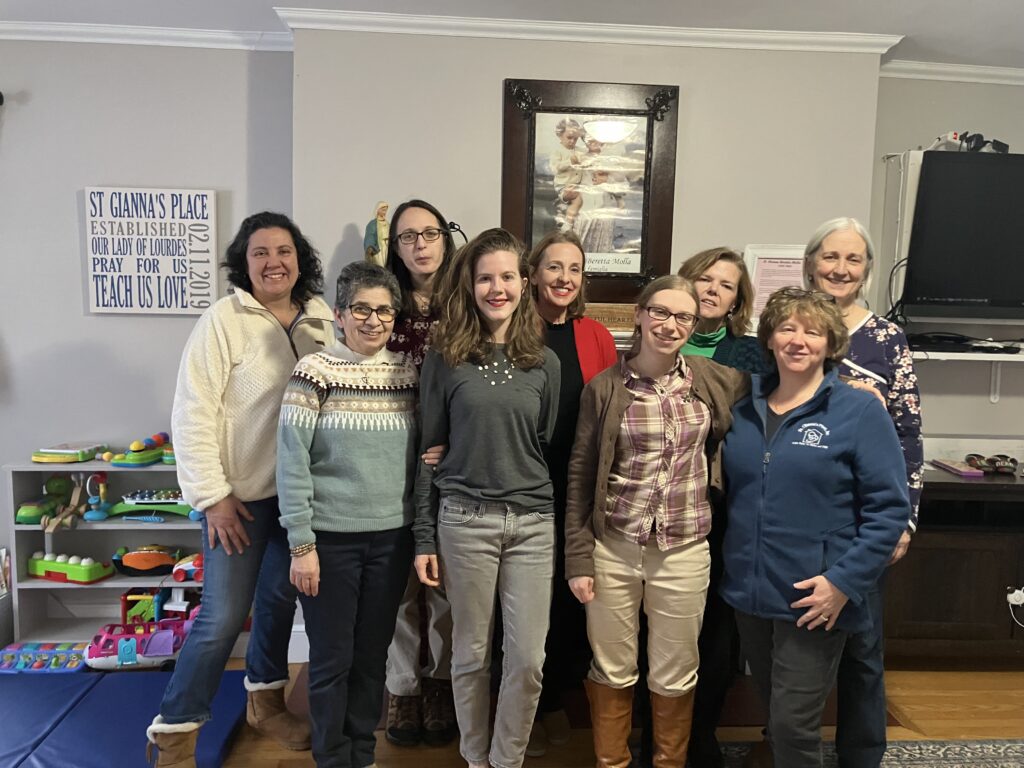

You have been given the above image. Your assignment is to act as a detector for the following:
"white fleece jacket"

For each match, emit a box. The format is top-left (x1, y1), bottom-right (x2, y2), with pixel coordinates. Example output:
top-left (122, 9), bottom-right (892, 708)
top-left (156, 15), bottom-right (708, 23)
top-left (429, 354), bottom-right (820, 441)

top-left (171, 288), bottom-right (335, 511)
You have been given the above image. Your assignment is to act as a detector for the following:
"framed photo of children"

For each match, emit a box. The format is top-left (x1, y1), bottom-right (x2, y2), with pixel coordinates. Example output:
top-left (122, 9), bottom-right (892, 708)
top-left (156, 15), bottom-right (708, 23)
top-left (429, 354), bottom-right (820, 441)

top-left (501, 79), bottom-right (679, 303)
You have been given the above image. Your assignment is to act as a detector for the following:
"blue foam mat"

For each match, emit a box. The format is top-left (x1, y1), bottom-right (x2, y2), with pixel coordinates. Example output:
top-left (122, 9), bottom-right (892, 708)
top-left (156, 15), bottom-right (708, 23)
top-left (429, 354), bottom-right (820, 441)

top-left (0, 673), bottom-right (102, 767)
top-left (20, 670), bottom-right (247, 768)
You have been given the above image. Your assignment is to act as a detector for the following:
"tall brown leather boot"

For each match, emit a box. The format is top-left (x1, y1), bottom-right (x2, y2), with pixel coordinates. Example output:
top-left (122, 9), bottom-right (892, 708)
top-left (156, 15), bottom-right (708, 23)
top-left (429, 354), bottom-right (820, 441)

top-left (245, 678), bottom-right (311, 750)
top-left (584, 678), bottom-right (634, 768)
top-left (651, 689), bottom-right (695, 768)
top-left (146, 716), bottom-right (200, 768)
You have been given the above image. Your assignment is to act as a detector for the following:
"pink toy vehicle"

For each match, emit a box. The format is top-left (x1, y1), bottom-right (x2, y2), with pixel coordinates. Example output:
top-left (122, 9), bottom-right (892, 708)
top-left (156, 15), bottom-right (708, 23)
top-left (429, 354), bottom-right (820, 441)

top-left (85, 618), bottom-right (191, 670)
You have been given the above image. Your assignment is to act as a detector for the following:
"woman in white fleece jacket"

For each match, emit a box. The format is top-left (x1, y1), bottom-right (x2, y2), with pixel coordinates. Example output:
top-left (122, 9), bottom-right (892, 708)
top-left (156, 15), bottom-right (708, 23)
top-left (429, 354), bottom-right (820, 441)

top-left (147, 212), bottom-right (335, 767)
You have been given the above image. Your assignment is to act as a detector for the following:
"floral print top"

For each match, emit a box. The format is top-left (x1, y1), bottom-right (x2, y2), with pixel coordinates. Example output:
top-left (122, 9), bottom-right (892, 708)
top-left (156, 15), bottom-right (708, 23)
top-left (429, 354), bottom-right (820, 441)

top-left (840, 312), bottom-right (923, 531)
top-left (387, 311), bottom-right (437, 372)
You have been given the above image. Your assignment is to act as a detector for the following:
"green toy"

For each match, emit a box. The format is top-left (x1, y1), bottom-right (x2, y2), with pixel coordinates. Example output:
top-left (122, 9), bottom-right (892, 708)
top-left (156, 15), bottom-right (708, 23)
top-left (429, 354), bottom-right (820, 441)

top-left (15, 476), bottom-right (73, 525)
top-left (27, 552), bottom-right (114, 584)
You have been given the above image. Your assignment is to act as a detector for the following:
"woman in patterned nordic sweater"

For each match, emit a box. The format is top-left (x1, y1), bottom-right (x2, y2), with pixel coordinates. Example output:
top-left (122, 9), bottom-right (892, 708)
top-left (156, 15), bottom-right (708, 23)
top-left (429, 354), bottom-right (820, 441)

top-left (276, 262), bottom-right (418, 768)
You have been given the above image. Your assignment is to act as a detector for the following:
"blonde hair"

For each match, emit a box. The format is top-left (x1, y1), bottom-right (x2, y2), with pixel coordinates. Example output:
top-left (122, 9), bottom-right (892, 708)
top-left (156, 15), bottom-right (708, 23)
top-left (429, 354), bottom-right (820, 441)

top-left (677, 246), bottom-right (755, 336)
top-left (757, 287), bottom-right (849, 367)
top-left (527, 230), bottom-right (588, 320)
top-left (433, 228), bottom-right (546, 369)
top-left (626, 275), bottom-right (700, 359)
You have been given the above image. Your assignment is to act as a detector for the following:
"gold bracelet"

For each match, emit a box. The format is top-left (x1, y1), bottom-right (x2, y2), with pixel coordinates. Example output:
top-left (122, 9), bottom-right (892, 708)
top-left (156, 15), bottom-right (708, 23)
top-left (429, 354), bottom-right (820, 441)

top-left (290, 542), bottom-right (316, 557)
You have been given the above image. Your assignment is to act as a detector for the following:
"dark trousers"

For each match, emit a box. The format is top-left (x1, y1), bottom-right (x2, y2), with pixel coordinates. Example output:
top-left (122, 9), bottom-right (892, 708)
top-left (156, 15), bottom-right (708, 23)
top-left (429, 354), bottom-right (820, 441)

top-left (836, 588), bottom-right (887, 768)
top-left (538, 503), bottom-right (590, 714)
top-left (735, 610), bottom-right (848, 768)
top-left (299, 526), bottom-right (412, 768)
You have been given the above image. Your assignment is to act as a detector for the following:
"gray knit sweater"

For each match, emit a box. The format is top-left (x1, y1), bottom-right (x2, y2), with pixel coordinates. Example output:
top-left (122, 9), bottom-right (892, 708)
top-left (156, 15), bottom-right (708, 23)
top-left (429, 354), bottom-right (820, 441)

top-left (276, 340), bottom-right (419, 550)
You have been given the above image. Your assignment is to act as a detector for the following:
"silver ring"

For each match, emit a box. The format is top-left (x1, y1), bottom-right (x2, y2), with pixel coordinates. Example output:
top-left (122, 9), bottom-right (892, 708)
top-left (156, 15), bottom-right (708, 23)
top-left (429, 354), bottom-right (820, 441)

top-left (821, 615), bottom-right (830, 621)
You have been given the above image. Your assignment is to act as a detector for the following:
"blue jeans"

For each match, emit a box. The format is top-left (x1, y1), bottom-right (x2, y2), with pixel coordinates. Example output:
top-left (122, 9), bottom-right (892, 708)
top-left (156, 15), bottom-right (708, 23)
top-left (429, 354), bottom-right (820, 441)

top-left (836, 588), bottom-right (887, 768)
top-left (438, 495), bottom-right (554, 768)
top-left (160, 496), bottom-right (296, 723)
top-left (301, 527), bottom-right (412, 768)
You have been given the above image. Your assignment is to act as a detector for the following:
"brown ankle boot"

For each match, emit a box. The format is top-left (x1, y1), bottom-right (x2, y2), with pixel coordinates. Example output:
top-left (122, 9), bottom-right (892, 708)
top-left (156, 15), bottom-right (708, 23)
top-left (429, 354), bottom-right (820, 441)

top-left (245, 682), bottom-right (311, 750)
top-left (650, 690), bottom-right (695, 768)
top-left (146, 716), bottom-right (199, 768)
top-left (584, 678), bottom-right (634, 768)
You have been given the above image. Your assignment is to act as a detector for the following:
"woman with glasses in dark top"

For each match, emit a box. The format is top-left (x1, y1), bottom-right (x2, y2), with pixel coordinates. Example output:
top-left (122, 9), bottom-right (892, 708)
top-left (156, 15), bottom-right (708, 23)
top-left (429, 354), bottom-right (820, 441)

top-left (720, 287), bottom-right (908, 768)
top-left (565, 275), bottom-right (746, 768)
top-left (383, 199), bottom-right (462, 748)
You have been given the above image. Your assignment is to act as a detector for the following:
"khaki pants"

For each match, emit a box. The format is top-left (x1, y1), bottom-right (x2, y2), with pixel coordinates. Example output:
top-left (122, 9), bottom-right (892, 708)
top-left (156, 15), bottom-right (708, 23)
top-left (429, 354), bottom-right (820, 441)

top-left (586, 532), bottom-right (710, 696)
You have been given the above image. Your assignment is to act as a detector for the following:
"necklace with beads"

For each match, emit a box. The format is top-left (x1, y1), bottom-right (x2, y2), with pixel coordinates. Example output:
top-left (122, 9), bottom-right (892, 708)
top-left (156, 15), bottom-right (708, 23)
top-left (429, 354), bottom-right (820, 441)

top-left (478, 356), bottom-right (515, 385)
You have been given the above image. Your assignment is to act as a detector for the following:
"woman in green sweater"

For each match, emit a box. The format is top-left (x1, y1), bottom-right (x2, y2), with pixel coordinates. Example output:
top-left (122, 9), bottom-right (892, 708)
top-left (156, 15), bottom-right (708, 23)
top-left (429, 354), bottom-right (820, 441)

top-left (678, 247), bottom-right (770, 375)
top-left (276, 261), bottom-right (419, 768)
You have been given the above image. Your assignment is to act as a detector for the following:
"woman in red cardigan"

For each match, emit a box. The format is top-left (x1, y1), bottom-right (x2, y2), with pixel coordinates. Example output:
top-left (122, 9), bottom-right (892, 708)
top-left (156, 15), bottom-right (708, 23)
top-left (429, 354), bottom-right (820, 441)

top-left (525, 229), bottom-right (618, 756)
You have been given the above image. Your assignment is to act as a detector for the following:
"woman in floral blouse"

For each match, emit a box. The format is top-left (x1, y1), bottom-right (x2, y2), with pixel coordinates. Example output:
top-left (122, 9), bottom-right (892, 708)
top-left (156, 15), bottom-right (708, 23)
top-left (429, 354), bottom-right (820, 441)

top-left (803, 216), bottom-right (923, 768)
top-left (382, 198), bottom-right (463, 748)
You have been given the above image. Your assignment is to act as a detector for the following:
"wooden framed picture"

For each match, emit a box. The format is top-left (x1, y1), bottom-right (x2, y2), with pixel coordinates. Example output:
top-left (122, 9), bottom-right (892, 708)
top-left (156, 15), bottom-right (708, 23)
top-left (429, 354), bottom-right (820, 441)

top-left (501, 79), bottom-right (679, 303)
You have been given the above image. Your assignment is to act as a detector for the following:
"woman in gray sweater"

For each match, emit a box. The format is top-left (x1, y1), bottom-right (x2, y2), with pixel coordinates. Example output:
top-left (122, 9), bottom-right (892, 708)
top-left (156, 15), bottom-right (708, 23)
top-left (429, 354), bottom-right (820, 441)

top-left (277, 262), bottom-right (419, 768)
top-left (412, 228), bottom-right (561, 768)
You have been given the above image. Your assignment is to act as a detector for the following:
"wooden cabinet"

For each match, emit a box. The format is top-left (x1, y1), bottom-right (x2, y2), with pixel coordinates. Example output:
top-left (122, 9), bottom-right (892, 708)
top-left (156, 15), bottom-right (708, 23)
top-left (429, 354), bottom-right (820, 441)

top-left (884, 473), bottom-right (1024, 659)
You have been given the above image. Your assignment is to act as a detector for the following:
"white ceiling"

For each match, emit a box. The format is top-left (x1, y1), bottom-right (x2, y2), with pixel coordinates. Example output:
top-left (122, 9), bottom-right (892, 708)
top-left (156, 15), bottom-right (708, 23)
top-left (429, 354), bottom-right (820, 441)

top-left (3, 0), bottom-right (1023, 71)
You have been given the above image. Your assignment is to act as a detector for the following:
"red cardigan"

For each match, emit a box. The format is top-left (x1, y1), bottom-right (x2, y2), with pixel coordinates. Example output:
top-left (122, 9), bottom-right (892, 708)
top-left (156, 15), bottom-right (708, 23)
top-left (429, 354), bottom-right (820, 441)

top-left (573, 316), bottom-right (619, 383)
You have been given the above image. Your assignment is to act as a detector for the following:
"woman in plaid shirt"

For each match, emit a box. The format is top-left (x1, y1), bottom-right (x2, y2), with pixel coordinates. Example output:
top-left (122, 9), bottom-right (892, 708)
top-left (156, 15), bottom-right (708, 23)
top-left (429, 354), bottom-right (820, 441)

top-left (565, 274), bottom-right (747, 768)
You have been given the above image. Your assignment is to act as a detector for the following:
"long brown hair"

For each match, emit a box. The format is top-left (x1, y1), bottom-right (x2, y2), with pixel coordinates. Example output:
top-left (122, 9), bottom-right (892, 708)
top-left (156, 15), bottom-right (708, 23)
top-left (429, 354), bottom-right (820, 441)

top-left (527, 230), bottom-right (588, 320)
top-left (677, 247), bottom-right (754, 336)
top-left (433, 228), bottom-right (546, 369)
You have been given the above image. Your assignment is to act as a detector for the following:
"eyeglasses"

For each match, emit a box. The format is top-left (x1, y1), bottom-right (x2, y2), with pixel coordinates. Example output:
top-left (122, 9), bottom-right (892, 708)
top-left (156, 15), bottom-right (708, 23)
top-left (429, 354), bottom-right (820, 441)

top-left (394, 228), bottom-right (448, 245)
top-left (644, 305), bottom-right (697, 327)
top-left (348, 304), bottom-right (397, 322)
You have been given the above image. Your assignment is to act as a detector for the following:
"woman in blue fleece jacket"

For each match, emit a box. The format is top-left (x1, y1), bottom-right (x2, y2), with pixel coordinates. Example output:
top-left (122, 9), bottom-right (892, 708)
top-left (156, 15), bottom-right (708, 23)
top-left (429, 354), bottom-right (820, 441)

top-left (719, 287), bottom-right (908, 768)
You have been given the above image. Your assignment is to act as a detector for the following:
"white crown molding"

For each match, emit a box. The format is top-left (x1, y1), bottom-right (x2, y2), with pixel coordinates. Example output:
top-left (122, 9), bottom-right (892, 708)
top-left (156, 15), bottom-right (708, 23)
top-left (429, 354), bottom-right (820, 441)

top-left (881, 59), bottom-right (1024, 86)
top-left (0, 21), bottom-right (292, 51)
top-left (274, 8), bottom-right (901, 55)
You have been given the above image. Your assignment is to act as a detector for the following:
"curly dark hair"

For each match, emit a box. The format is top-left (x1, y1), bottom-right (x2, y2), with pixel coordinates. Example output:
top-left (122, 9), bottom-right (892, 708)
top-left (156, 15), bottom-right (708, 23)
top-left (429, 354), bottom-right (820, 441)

top-left (384, 199), bottom-right (459, 318)
top-left (220, 211), bottom-right (324, 304)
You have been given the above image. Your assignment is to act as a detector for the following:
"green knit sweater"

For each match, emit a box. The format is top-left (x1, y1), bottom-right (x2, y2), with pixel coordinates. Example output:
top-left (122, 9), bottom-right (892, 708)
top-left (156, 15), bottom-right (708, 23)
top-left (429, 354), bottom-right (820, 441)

top-left (276, 341), bottom-right (419, 549)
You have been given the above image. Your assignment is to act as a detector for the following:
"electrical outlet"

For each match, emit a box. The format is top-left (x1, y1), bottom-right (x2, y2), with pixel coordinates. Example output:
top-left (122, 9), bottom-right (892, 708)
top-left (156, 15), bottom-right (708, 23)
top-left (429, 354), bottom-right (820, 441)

top-left (1007, 588), bottom-right (1024, 606)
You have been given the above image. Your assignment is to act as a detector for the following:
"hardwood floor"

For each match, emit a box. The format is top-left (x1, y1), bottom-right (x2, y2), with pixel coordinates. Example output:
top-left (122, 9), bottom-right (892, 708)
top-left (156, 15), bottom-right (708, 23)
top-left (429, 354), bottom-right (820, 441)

top-left (223, 665), bottom-right (1024, 767)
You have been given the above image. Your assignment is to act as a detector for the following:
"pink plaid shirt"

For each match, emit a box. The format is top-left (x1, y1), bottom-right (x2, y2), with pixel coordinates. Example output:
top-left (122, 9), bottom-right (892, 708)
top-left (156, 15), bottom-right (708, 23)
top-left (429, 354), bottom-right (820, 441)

top-left (605, 356), bottom-right (712, 550)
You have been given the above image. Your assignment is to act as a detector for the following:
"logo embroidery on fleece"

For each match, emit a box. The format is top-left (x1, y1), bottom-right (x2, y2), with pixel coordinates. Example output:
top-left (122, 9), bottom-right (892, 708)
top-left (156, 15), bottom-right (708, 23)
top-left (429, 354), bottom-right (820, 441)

top-left (793, 422), bottom-right (830, 449)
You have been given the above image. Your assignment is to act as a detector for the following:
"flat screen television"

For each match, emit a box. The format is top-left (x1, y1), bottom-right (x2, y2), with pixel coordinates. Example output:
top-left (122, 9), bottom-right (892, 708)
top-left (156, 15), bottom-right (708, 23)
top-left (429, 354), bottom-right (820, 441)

top-left (899, 150), bottom-right (1024, 321)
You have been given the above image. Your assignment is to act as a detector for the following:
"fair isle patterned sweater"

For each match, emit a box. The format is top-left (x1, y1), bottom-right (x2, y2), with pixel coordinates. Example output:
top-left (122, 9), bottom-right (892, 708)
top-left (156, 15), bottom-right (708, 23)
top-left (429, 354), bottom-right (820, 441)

top-left (276, 341), bottom-right (419, 550)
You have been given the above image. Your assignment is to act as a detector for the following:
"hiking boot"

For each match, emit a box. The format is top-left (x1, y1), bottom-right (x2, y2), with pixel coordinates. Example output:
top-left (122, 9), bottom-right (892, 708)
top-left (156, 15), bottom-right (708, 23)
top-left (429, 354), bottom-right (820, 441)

top-left (146, 716), bottom-right (199, 768)
top-left (386, 692), bottom-right (422, 747)
top-left (245, 679), bottom-right (311, 751)
top-left (542, 708), bottom-right (571, 746)
top-left (421, 677), bottom-right (457, 746)
top-left (526, 719), bottom-right (547, 757)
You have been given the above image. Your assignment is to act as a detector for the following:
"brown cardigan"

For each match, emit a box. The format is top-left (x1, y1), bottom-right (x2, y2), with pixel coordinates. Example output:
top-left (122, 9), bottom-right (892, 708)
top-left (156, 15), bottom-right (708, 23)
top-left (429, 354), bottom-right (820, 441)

top-left (564, 356), bottom-right (750, 580)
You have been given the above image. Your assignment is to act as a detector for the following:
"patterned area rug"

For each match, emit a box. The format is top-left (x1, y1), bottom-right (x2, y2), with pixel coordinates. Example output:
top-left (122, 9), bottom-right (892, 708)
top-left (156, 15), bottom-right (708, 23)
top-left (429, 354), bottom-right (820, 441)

top-left (721, 740), bottom-right (1024, 767)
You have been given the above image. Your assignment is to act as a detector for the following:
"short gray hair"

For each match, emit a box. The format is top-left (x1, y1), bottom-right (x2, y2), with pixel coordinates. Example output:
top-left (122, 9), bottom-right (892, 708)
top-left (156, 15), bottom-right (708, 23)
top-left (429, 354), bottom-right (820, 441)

top-left (802, 217), bottom-right (875, 291)
top-left (335, 261), bottom-right (401, 312)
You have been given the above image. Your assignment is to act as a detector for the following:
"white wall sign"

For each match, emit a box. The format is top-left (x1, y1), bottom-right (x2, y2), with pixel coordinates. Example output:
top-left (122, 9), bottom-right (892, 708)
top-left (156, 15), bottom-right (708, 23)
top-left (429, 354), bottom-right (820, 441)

top-left (85, 187), bottom-right (217, 315)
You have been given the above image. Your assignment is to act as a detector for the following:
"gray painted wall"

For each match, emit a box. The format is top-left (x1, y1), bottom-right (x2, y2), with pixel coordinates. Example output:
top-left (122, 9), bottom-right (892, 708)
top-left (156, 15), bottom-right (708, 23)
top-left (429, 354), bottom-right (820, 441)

top-left (290, 30), bottom-right (882, 281)
top-left (0, 41), bottom-right (294, 469)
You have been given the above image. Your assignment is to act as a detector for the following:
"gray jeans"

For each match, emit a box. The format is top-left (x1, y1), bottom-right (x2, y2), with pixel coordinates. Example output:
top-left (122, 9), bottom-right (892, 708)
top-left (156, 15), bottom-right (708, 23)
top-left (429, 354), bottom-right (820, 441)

top-left (437, 495), bottom-right (554, 768)
top-left (735, 610), bottom-right (848, 768)
top-left (385, 564), bottom-right (453, 695)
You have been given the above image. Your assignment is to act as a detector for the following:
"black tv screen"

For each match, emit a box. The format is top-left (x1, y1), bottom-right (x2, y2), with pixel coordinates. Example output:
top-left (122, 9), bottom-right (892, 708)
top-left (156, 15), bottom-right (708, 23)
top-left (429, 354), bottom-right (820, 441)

top-left (901, 151), bottom-right (1024, 320)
